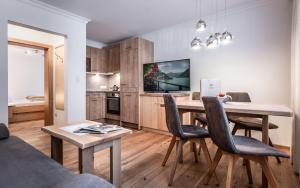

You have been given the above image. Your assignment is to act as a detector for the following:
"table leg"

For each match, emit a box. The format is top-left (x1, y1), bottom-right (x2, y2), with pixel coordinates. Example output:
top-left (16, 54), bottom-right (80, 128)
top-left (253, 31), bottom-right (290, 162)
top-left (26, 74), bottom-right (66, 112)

top-left (110, 139), bottom-right (121, 188)
top-left (51, 136), bottom-right (63, 164)
top-left (79, 146), bottom-right (94, 174)
top-left (262, 115), bottom-right (269, 188)
top-left (178, 110), bottom-right (184, 163)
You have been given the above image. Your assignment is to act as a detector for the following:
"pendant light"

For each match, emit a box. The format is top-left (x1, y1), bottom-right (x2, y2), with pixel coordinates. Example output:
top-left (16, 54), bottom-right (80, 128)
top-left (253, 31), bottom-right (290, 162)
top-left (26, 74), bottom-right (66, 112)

top-left (221, 0), bottom-right (233, 44)
top-left (195, 0), bottom-right (206, 32)
top-left (207, 0), bottom-right (220, 49)
top-left (206, 34), bottom-right (219, 49)
top-left (191, 37), bottom-right (203, 50)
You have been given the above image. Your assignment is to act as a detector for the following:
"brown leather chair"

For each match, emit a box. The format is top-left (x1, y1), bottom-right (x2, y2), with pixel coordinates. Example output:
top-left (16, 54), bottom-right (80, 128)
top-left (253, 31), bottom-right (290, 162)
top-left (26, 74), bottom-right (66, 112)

top-left (202, 97), bottom-right (289, 188)
top-left (226, 92), bottom-right (281, 163)
top-left (162, 94), bottom-right (218, 186)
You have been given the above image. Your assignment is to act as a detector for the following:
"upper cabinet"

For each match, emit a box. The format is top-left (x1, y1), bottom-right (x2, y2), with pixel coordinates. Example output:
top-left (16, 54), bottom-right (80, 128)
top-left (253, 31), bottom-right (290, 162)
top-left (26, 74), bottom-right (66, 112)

top-left (106, 44), bottom-right (120, 73)
top-left (86, 45), bottom-right (120, 73)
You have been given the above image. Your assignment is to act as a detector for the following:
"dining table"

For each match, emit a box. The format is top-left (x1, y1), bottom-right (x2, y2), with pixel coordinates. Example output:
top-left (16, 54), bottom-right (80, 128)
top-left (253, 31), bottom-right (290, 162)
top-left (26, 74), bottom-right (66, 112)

top-left (174, 100), bottom-right (293, 188)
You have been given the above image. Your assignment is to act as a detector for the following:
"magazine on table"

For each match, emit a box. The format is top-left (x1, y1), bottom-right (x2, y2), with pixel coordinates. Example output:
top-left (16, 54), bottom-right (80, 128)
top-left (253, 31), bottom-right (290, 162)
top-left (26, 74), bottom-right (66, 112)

top-left (73, 123), bottom-right (123, 134)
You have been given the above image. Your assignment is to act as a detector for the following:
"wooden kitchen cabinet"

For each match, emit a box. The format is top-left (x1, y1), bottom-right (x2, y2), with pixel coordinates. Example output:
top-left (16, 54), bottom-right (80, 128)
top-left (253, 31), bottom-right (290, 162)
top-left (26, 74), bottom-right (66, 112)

top-left (97, 48), bottom-right (107, 73)
top-left (106, 44), bottom-right (120, 73)
top-left (120, 92), bottom-right (139, 124)
top-left (140, 94), bottom-right (190, 132)
top-left (87, 47), bottom-right (107, 73)
top-left (120, 48), bottom-right (139, 89)
top-left (86, 93), bottom-right (106, 121)
top-left (120, 38), bottom-right (154, 126)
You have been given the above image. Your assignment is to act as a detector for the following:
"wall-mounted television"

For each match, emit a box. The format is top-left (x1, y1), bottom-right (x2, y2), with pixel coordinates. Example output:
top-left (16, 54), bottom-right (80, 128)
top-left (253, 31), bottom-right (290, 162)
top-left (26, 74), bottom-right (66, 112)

top-left (143, 59), bottom-right (190, 92)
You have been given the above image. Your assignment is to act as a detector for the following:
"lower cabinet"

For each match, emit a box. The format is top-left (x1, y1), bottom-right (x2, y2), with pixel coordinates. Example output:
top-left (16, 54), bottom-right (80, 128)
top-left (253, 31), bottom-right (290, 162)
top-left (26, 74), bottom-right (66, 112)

top-left (86, 93), bottom-right (106, 121)
top-left (120, 92), bottom-right (139, 124)
top-left (140, 95), bottom-right (189, 132)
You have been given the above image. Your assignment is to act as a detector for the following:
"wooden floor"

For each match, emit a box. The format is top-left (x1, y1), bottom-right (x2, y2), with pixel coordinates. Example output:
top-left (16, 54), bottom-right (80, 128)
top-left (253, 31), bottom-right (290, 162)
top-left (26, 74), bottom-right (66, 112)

top-left (9, 120), bottom-right (300, 188)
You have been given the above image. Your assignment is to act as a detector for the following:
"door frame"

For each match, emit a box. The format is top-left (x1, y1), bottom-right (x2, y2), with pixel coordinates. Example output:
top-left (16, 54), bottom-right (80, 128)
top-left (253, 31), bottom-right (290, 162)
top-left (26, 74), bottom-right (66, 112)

top-left (8, 37), bottom-right (54, 125)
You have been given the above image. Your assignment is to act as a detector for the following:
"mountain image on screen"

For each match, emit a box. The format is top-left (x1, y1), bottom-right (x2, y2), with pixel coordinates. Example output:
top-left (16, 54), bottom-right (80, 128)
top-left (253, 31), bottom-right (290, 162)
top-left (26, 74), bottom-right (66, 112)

top-left (143, 59), bottom-right (190, 92)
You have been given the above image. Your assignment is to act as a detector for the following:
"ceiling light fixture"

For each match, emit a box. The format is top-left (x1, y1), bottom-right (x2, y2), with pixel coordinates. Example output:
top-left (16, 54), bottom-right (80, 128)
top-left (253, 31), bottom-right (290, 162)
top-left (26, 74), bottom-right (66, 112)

top-left (206, 34), bottom-right (219, 49)
top-left (195, 0), bottom-right (206, 32)
top-left (191, 37), bottom-right (203, 50)
top-left (190, 0), bottom-right (233, 50)
top-left (220, 0), bottom-right (233, 45)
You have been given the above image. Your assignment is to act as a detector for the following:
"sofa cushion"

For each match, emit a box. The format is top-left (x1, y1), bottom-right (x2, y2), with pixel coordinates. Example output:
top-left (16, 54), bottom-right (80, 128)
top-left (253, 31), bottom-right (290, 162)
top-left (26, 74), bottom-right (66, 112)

top-left (0, 123), bottom-right (9, 140)
top-left (0, 136), bottom-right (73, 188)
top-left (53, 174), bottom-right (115, 188)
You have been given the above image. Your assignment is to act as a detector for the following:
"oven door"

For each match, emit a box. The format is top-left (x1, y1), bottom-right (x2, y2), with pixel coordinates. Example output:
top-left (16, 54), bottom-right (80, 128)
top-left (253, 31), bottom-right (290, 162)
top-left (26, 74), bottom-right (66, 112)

top-left (106, 97), bottom-right (120, 115)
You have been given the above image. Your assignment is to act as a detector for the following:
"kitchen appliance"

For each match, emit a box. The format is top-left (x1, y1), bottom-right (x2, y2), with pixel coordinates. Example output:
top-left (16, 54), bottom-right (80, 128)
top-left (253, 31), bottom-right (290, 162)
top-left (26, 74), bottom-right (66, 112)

top-left (143, 59), bottom-right (190, 92)
top-left (112, 85), bottom-right (119, 91)
top-left (106, 92), bottom-right (120, 115)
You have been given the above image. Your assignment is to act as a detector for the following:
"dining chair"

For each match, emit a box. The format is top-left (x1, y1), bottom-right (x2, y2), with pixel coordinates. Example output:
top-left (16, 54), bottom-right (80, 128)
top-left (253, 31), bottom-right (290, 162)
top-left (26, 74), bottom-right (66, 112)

top-left (162, 94), bottom-right (218, 186)
top-left (202, 97), bottom-right (289, 188)
top-left (226, 92), bottom-right (281, 163)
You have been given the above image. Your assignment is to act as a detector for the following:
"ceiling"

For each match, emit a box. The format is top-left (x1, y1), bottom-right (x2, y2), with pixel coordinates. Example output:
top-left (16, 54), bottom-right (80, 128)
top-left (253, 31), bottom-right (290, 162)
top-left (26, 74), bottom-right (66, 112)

top-left (39, 0), bottom-right (254, 43)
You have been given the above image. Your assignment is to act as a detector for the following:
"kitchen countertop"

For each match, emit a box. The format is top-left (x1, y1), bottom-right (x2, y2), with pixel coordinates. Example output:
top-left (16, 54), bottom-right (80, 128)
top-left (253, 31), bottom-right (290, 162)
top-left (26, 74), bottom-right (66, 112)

top-left (86, 90), bottom-right (120, 93)
top-left (140, 92), bottom-right (190, 97)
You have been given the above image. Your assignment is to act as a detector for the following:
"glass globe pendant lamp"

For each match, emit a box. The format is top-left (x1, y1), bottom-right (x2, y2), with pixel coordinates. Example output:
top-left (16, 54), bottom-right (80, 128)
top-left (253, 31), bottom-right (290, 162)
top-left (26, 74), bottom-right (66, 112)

top-left (206, 34), bottom-right (219, 49)
top-left (196, 20), bottom-right (207, 32)
top-left (191, 37), bottom-right (203, 50)
top-left (221, 31), bottom-right (233, 44)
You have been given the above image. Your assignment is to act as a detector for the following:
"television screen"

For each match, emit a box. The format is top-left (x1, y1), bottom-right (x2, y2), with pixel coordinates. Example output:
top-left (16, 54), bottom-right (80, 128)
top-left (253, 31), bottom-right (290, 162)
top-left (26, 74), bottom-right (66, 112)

top-left (143, 59), bottom-right (190, 92)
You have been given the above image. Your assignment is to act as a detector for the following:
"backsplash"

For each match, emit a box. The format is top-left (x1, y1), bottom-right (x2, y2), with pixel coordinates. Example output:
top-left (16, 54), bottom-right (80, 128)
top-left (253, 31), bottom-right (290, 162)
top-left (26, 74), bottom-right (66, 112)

top-left (86, 73), bottom-right (120, 91)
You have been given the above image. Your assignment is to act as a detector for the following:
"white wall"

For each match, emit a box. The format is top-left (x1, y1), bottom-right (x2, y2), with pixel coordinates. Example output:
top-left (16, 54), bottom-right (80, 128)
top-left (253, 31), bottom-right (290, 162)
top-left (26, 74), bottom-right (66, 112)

top-left (141, 0), bottom-right (293, 146)
top-left (8, 45), bottom-right (44, 100)
top-left (0, 0), bottom-right (88, 125)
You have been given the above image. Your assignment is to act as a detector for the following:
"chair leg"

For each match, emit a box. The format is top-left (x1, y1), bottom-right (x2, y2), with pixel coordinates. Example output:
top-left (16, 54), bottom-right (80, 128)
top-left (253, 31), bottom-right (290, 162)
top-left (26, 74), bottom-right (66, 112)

top-left (198, 142), bottom-right (202, 156)
top-left (232, 125), bottom-right (239, 135)
top-left (192, 142), bottom-right (199, 163)
top-left (176, 140), bottom-right (184, 163)
top-left (200, 139), bottom-right (220, 186)
top-left (259, 157), bottom-right (278, 188)
top-left (203, 148), bottom-right (223, 185)
top-left (245, 159), bottom-right (253, 184)
top-left (269, 138), bottom-right (281, 164)
top-left (162, 136), bottom-right (176, 166)
top-left (168, 140), bottom-right (184, 186)
top-left (226, 155), bottom-right (237, 188)
top-left (248, 130), bottom-right (252, 137)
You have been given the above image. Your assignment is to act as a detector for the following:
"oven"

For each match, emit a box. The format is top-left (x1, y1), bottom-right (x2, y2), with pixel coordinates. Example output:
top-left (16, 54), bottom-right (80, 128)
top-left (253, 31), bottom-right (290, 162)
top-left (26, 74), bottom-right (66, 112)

top-left (106, 93), bottom-right (120, 115)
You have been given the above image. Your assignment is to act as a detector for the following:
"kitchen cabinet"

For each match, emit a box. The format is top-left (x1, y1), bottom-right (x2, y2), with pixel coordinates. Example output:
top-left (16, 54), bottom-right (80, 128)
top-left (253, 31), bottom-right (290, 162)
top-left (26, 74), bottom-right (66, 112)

top-left (140, 94), bottom-right (190, 132)
top-left (106, 44), bottom-right (120, 73)
top-left (120, 92), bottom-right (139, 124)
top-left (86, 46), bottom-right (107, 73)
top-left (119, 38), bottom-right (154, 126)
top-left (86, 93), bottom-right (106, 121)
top-left (120, 48), bottom-right (139, 89)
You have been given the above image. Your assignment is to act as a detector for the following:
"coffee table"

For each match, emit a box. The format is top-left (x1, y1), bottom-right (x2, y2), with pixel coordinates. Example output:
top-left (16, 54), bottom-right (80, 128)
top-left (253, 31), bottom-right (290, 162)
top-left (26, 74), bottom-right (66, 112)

top-left (42, 121), bottom-right (132, 188)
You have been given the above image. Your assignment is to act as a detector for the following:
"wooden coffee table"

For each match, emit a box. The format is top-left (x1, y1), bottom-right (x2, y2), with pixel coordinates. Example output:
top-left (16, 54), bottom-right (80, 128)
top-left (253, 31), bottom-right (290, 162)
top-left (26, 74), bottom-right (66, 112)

top-left (42, 121), bottom-right (132, 188)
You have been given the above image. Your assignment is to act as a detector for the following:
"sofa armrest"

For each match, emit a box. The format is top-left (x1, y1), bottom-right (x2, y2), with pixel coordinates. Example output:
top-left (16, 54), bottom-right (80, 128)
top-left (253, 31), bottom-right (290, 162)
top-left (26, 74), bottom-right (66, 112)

top-left (0, 123), bottom-right (9, 140)
top-left (53, 174), bottom-right (115, 188)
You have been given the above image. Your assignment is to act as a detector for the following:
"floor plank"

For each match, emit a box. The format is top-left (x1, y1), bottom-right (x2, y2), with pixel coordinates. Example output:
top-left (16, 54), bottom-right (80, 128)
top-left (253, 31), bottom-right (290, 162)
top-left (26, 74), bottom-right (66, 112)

top-left (8, 120), bottom-right (300, 188)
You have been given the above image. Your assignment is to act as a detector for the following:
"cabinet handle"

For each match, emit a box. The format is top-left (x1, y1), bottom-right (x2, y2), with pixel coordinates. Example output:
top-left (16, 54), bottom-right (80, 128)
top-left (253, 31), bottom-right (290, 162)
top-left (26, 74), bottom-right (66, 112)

top-left (125, 94), bottom-right (132, 96)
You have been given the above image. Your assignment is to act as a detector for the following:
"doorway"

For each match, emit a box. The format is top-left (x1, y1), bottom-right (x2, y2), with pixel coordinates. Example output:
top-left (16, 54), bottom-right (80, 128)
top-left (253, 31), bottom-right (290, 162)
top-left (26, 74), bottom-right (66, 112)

top-left (7, 23), bottom-right (65, 126)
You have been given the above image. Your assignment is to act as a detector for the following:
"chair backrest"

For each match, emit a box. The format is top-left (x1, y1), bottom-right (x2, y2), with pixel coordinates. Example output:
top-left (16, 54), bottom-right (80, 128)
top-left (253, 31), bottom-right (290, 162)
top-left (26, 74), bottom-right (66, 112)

top-left (226, 92), bottom-right (251, 102)
top-left (163, 94), bottom-right (184, 138)
top-left (202, 97), bottom-right (237, 154)
top-left (192, 92), bottom-right (200, 100)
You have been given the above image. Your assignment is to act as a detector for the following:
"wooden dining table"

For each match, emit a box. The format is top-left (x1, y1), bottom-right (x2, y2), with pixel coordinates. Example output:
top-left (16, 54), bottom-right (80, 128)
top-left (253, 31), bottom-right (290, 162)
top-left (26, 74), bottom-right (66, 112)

top-left (174, 100), bottom-right (293, 188)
